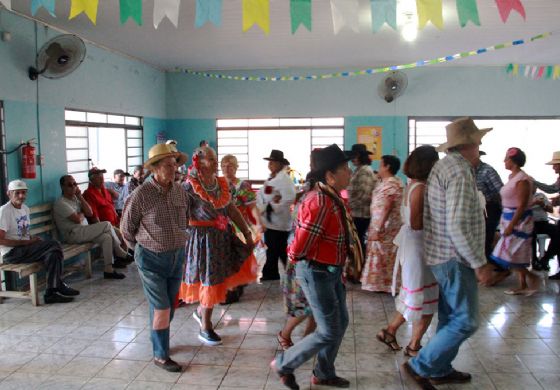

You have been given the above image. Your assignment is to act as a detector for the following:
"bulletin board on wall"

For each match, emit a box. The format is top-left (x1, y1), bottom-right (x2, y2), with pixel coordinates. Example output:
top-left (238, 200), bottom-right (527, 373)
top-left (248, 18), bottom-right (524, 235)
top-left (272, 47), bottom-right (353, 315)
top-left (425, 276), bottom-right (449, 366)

top-left (357, 126), bottom-right (382, 160)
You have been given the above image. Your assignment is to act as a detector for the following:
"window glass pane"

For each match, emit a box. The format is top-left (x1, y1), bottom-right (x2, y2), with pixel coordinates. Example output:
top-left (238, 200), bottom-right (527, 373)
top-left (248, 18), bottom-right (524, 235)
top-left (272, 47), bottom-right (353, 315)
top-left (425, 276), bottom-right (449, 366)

top-left (67, 160), bottom-right (89, 173)
top-left (218, 130), bottom-right (248, 138)
top-left (65, 110), bottom-right (86, 121)
top-left (67, 149), bottom-right (89, 161)
top-left (86, 112), bottom-right (107, 123)
top-left (127, 130), bottom-right (142, 138)
top-left (312, 117), bottom-right (344, 126)
top-left (217, 119), bottom-right (248, 128)
top-left (217, 137), bottom-right (247, 146)
top-left (66, 126), bottom-right (87, 137)
top-left (280, 118), bottom-right (311, 127)
top-left (312, 128), bottom-right (344, 137)
top-left (127, 138), bottom-right (142, 147)
top-left (107, 115), bottom-right (125, 124)
top-left (72, 172), bottom-right (89, 184)
top-left (128, 156), bottom-right (143, 166)
top-left (125, 116), bottom-right (141, 126)
top-left (127, 147), bottom-right (143, 157)
top-left (66, 137), bottom-right (88, 148)
top-left (249, 118), bottom-right (279, 127)
top-left (219, 146), bottom-right (248, 155)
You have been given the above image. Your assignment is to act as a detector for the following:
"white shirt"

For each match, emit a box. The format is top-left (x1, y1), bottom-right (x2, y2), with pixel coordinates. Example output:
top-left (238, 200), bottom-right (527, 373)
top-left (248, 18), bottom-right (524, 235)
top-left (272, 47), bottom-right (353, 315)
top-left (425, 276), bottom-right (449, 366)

top-left (256, 170), bottom-right (296, 231)
top-left (0, 202), bottom-right (31, 257)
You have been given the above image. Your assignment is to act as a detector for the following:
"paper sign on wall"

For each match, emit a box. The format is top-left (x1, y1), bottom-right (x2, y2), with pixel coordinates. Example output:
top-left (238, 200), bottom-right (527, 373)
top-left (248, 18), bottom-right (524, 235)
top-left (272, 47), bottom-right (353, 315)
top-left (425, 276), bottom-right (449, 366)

top-left (357, 126), bottom-right (382, 161)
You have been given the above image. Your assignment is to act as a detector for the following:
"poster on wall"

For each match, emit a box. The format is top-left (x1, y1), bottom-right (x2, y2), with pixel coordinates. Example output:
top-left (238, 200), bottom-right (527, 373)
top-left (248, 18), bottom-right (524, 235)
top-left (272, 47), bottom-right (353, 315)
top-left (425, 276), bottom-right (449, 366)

top-left (357, 126), bottom-right (382, 160)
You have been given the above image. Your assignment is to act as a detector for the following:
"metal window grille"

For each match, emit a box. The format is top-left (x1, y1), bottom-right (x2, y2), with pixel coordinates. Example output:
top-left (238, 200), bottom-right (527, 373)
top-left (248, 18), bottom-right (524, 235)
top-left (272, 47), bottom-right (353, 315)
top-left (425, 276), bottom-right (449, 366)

top-left (0, 102), bottom-right (7, 202)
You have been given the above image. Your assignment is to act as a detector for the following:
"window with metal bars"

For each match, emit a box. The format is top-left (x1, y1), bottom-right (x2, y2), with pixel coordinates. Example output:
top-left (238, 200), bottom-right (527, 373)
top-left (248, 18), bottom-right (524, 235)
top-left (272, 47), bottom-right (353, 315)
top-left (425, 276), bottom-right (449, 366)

top-left (64, 109), bottom-right (143, 190)
top-left (217, 117), bottom-right (344, 183)
top-left (0, 102), bottom-right (7, 202)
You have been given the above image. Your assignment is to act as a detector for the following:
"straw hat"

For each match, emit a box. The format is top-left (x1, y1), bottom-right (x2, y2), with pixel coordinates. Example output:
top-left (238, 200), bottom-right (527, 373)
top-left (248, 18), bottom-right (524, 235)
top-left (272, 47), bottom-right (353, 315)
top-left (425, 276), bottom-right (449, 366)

top-left (144, 144), bottom-right (188, 169)
top-left (545, 151), bottom-right (560, 165)
top-left (436, 117), bottom-right (492, 153)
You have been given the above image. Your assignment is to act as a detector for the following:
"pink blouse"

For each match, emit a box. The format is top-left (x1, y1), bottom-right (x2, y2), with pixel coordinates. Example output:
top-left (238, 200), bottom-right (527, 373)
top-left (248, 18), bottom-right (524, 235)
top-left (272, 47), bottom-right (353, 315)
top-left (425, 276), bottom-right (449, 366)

top-left (500, 170), bottom-right (530, 208)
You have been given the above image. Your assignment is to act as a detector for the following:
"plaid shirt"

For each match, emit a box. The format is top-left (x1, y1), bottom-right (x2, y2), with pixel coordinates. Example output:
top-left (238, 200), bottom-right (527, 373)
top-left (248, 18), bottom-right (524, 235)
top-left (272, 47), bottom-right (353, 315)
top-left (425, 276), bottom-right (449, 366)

top-left (348, 165), bottom-right (378, 218)
top-left (424, 152), bottom-right (486, 269)
top-left (475, 161), bottom-right (503, 204)
top-left (121, 179), bottom-right (188, 253)
top-left (534, 176), bottom-right (560, 194)
top-left (288, 187), bottom-right (348, 266)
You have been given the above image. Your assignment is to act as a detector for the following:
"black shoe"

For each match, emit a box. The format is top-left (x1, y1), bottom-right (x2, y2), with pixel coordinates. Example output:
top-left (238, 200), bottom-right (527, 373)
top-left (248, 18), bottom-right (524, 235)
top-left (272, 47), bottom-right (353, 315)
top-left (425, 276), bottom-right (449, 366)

top-left (104, 271), bottom-right (126, 280)
top-left (260, 275), bottom-right (280, 282)
top-left (270, 359), bottom-right (299, 390)
top-left (113, 258), bottom-right (128, 268)
top-left (198, 329), bottom-right (222, 346)
top-left (154, 358), bottom-right (182, 372)
top-left (429, 369), bottom-right (471, 385)
top-left (44, 292), bottom-right (74, 304)
top-left (549, 272), bottom-right (560, 280)
top-left (312, 375), bottom-right (350, 388)
top-left (57, 283), bottom-right (80, 296)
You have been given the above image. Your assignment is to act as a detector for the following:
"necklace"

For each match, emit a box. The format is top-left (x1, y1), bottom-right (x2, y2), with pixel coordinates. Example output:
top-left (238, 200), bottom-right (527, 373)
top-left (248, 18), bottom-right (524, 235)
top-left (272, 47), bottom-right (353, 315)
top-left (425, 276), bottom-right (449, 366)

top-left (200, 177), bottom-right (218, 192)
top-left (190, 176), bottom-right (230, 209)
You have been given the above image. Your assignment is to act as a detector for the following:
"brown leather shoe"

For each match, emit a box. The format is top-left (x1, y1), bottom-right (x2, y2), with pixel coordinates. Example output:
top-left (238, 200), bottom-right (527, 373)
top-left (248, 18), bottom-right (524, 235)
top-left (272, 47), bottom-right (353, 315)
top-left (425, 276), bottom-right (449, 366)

top-left (311, 375), bottom-right (350, 388)
top-left (429, 369), bottom-right (471, 385)
top-left (401, 362), bottom-right (436, 390)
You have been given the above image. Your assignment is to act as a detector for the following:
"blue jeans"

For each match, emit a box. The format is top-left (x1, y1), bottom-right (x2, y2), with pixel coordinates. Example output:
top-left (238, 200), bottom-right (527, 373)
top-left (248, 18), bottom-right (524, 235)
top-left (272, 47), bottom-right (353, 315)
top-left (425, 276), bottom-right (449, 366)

top-left (409, 259), bottom-right (480, 378)
top-left (276, 261), bottom-right (348, 380)
top-left (135, 245), bottom-right (185, 360)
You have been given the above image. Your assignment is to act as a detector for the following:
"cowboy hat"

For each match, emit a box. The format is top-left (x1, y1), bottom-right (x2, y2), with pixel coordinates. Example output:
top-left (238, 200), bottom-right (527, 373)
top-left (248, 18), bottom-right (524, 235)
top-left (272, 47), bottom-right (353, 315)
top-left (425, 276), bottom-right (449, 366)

top-left (263, 150), bottom-right (290, 166)
top-left (344, 143), bottom-right (373, 157)
top-left (144, 144), bottom-right (188, 169)
top-left (436, 117), bottom-right (492, 153)
top-left (545, 151), bottom-right (560, 165)
top-left (314, 144), bottom-right (351, 173)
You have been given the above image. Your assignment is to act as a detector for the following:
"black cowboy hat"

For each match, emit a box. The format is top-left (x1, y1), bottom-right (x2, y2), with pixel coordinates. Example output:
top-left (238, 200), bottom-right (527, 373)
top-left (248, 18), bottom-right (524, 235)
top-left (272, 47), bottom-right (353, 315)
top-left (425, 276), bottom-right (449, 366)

top-left (314, 144), bottom-right (350, 173)
top-left (263, 149), bottom-right (290, 166)
top-left (344, 143), bottom-right (373, 157)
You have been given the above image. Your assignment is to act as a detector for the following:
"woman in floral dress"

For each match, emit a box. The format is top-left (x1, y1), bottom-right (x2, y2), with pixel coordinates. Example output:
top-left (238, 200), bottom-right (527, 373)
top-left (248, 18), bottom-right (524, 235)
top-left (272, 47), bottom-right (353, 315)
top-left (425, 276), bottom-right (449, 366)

top-left (361, 155), bottom-right (403, 293)
top-left (178, 147), bottom-right (257, 346)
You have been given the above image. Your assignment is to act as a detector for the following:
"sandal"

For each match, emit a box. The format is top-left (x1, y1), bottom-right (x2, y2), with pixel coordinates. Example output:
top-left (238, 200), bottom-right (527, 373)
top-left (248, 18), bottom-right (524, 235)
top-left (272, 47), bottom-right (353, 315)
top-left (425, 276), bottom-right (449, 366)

top-left (404, 345), bottom-right (422, 357)
top-left (376, 328), bottom-right (401, 351)
top-left (277, 331), bottom-right (294, 351)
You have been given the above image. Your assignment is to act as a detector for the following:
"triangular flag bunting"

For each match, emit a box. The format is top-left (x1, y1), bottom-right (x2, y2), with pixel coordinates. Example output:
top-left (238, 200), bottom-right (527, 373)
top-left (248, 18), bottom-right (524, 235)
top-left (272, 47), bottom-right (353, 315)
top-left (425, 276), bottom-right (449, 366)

top-left (553, 66), bottom-right (560, 80)
top-left (330, 0), bottom-right (360, 34)
top-left (242, 0), bottom-right (270, 35)
top-left (456, 0), bottom-right (480, 27)
top-left (69, 0), bottom-right (98, 25)
top-left (494, 0), bottom-right (526, 23)
top-left (31, 0), bottom-right (56, 17)
top-left (371, 0), bottom-right (397, 32)
top-left (153, 0), bottom-right (180, 29)
top-left (195, 0), bottom-right (223, 28)
top-left (290, 0), bottom-right (312, 33)
top-left (417, 0), bottom-right (443, 30)
top-left (120, 0), bottom-right (142, 26)
top-left (0, 0), bottom-right (11, 10)
top-left (546, 66), bottom-right (553, 79)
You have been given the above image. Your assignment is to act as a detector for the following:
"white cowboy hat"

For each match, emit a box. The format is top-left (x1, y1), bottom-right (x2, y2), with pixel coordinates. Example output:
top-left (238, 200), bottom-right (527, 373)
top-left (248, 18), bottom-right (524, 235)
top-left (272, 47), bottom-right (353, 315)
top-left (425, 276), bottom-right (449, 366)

top-left (144, 144), bottom-right (188, 170)
top-left (436, 117), bottom-right (492, 153)
top-left (545, 151), bottom-right (560, 165)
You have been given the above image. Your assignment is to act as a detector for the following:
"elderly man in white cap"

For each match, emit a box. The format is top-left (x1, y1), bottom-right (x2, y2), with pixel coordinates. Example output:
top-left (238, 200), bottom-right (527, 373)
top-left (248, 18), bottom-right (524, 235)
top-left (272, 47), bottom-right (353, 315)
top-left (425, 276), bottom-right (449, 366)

top-left (121, 144), bottom-right (189, 372)
top-left (0, 180), bottom-right (79, 304)
top-left (402, 117), bottom-right (493, 389)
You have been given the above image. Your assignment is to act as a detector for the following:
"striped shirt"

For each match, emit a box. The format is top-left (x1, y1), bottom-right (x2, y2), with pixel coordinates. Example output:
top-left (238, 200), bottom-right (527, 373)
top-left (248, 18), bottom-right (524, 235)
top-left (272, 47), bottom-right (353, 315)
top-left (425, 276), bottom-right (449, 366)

top-left (424, 152), bottom-right (486, 269)
top-left (348, 165), bottom-right (378, 218)
top-left (534, 177), bottom-right (560, 194)
top-left (475, 161), bottom-right (503, 204)
top-left (120, 179), bottom-right (188, 253)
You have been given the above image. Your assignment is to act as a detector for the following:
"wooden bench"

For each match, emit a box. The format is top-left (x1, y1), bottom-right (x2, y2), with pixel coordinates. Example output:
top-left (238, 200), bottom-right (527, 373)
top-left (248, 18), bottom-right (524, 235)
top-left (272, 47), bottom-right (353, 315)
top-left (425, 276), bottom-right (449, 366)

top-left (0, 203), bottom-right (96, 306)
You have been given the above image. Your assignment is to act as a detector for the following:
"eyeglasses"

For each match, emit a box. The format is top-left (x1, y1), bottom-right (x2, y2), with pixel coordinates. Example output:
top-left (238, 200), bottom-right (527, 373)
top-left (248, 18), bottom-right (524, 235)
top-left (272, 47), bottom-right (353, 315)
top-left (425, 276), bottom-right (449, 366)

top-left (66, 182), bottom-right (78, 187)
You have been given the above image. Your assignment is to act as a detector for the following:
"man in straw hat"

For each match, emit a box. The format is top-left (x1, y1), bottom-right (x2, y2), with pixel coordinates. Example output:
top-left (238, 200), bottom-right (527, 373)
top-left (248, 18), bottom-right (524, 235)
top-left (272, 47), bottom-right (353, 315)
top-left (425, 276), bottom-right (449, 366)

top-left (121, 143), bottom-right (189, 372)
top-left (402, 117), bottom-right (494, 388)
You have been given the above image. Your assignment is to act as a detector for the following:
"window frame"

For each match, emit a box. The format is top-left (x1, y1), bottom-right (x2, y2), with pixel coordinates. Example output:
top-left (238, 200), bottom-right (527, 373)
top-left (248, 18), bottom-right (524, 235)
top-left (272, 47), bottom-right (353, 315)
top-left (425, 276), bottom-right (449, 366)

top-left (0, 102), bottom-right (7, 203)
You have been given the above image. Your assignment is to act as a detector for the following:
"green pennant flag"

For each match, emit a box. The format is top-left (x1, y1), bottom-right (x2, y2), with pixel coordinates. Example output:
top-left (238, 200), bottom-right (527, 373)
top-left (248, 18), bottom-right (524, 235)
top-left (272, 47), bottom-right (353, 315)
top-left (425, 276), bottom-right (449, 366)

top-left (456, 0), bottom-right (480, 27)
top-left (290, 0), bottom-right (311, 33)
top-left (120, 0), bottom-right (142, 25)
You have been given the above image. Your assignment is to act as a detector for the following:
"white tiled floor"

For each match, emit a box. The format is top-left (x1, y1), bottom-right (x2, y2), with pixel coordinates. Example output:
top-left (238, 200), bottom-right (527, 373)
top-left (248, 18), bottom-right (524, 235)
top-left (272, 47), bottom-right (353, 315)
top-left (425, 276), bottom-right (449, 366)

top-left (1, 262), bottom-right (560, 389)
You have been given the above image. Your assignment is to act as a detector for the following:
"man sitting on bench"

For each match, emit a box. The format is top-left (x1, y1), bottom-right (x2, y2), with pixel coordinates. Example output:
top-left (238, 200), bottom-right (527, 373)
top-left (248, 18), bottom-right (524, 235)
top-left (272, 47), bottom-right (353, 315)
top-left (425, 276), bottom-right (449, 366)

top-left (0, 180), bottom-right (79, 304)
top-left (54, 175), bottom-right (126, 280)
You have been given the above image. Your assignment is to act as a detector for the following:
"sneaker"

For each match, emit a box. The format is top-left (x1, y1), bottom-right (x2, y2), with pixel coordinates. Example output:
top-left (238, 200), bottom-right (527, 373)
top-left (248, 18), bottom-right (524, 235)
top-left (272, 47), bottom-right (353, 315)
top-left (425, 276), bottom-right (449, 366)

top-left (57, 283), bottom-right (80, 296)
top-left (192, 310), bottom-right (202, 327)
top-left (311, 375), bottom-right (350, 388)
top-left (154, 358), bottom-right (182, 372)
top-left (198, 329), bottom-right (222, 346)
top-left (429, 369), bottom-right (471, 385)
top-left (104, 271), bottom-right (126, 280)
top-left (44, 292), bottom-right (74, 304)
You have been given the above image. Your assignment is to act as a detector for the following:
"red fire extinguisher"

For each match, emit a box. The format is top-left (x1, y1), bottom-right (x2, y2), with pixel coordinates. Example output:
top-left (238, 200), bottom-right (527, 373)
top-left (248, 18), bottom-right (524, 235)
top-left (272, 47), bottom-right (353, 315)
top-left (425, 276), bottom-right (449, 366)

top-left (21, 141), bottom-right (36, 179)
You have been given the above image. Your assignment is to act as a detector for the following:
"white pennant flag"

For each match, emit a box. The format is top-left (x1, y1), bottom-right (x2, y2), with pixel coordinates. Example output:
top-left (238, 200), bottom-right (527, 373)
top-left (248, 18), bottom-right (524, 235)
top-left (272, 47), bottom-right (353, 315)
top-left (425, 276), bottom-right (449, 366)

top-left (154, 0), bottom-right (181, 29)
top-left (0, 0), bottom-right (12, 10)
top-left (330, 0), bottom-right (360, 34)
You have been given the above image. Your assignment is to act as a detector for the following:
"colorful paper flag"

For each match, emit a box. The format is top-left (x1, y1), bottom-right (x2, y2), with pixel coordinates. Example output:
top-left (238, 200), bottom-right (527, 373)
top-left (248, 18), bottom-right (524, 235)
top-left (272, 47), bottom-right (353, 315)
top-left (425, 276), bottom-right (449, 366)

top-left (120, 0), bottom-right (142, 26)
top-left (290, 0), bottom-right (311, 33)
top-left (495, 0), bottom-right (526, 23)
top-left (242, 0), bottom-right (270, 34)
top-left (31, 0), bottom-right (56, 17)
top-left (553, 66), bottom-right (560, 80)
top-left (153, 0), bottom-right (180, 28)
top-left (0, 0), bottom-right (12, 11)
top-left (69, 0), bottom-right (98, 25)
top-left (330, 0), bottom-right (360, 34)
top-left (456, 0), bottom-right (480, 27)
top-left (371, 0), bottom-right (397, 32)
top-left (195, 0), bottom-right (222, 28)
top-left (417, 0), bottom-right (443, 30)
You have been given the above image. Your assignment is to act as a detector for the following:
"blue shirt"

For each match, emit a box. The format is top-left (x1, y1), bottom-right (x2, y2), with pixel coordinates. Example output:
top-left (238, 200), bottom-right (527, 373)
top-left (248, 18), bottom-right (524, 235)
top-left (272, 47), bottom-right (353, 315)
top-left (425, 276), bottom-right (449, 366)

top-left (104, 181), bottom-right (126, 211)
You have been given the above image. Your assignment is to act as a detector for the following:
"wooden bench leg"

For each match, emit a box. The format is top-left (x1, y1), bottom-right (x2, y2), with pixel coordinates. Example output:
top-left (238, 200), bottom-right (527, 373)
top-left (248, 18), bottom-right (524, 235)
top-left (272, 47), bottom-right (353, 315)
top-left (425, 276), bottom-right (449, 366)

top-left (85, 252), bottom-right (92, 279)
top-left (29, 273), bottom-right (40, 306)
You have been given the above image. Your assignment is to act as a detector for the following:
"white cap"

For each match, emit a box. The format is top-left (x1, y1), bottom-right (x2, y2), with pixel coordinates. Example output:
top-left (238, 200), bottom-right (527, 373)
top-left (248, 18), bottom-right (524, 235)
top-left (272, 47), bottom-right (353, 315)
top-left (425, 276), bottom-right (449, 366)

top-left (165, 139), bottom-right (177, 145)
top-left (8, 180), bottom-right (28, 191)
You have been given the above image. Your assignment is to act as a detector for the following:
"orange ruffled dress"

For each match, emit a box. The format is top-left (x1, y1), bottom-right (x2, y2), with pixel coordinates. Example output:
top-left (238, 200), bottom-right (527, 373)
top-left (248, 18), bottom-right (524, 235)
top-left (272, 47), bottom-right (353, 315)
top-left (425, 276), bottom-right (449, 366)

top-left (178, 176), bottom-right (257, 308)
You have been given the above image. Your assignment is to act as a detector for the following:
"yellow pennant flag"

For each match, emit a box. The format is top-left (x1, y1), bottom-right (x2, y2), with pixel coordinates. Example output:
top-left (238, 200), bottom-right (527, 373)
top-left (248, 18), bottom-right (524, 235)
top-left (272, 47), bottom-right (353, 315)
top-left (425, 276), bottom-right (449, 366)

top-left (69, 0), bottom-right (99, 25)
top-left (553, 65), bottom-right (560, 80)
top-left (243, 0), bottom-right (270, 35)
top-left (512, 64), bottom-right (519, 75)
top-left (416, 0), bottom-right (443, 30)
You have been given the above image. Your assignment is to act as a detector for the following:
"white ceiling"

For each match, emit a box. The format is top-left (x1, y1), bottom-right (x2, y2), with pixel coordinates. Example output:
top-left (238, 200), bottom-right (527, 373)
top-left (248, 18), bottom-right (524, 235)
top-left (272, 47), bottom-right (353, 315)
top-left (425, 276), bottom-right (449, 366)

top-left (7, 0), bottom-right (560, 72)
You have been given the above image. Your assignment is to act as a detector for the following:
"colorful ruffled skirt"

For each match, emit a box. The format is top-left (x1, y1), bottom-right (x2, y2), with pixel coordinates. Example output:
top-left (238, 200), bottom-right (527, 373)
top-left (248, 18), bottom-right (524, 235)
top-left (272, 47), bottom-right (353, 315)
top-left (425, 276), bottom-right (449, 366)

top-left (490, 207), bottom-right (533, 269)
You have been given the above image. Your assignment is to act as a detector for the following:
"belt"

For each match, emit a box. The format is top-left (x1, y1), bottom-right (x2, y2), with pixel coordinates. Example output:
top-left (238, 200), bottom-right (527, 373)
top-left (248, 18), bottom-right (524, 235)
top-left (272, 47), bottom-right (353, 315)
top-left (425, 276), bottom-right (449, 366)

top-left (189, 216), bottom-right (228, 231)
top-left (307, 260), bottom-right (341, 272)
